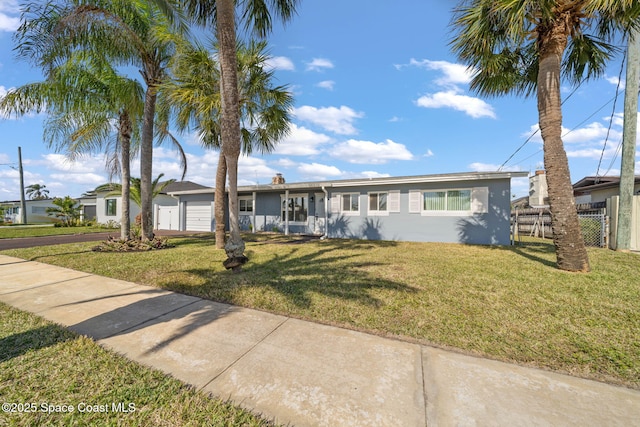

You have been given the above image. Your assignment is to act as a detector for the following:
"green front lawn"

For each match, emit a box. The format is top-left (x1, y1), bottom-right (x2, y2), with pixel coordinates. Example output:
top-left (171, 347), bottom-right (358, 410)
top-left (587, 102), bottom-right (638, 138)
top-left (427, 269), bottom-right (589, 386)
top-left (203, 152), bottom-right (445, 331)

top-left (3, 234), bottom-right (639, 389)
top-left (0, 225), bottom-right (112, 239)
top-left (0, 303), bottom-right (276, 426)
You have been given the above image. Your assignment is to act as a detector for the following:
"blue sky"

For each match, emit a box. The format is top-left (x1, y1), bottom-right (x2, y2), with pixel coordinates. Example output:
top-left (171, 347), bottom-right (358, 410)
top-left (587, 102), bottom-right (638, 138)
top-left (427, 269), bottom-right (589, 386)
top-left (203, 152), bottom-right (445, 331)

top-left (1, 0), bottom-right (637, 202)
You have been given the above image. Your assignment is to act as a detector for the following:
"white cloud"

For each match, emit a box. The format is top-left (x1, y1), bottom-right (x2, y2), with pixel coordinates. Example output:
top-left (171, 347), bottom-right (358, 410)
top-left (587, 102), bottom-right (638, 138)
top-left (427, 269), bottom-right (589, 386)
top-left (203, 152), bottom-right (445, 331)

top-left (50, 172), bottom-right (105, 185)
top-left (293, 105), bottom-right (364, 135)
top-left (408, 59), bottom-right (475, 87)
top-left (40, 153), bottom-right (107, 174)
top-left (606, 75), bottom-right (625, 90)
top-left (316, 80), bottom-right (335, 91)
top-left (239, 155), bottom-right (278, 180)
top-left (331, 139), bottom-right (414, 164)
top-left (274, 158), bottom-right (297, 168)
top-left (404, 58), bottom-right (495, 120)
top-left (416, 90), bottom-right (496, 119)
top-left (562, 121), bottom-right (622, 144)
top-left (274, 123), bottom-right (332, 156)
top-left (297, 162), bottom-right (343, 180)
top-left (265, 56), bottom-right (295, 71)
top-left (469, 162), bottom-right (522, 172)
top-left (0, 0), bottom-right (19, 32)
top-left (424, 149), bottom-right (434, 157)
top-left (353, 171), bottom-right (391, 179)
top-left (305, 58), bottom-right (334, 72)
top-left (0, 13), bottom-right (19, 32)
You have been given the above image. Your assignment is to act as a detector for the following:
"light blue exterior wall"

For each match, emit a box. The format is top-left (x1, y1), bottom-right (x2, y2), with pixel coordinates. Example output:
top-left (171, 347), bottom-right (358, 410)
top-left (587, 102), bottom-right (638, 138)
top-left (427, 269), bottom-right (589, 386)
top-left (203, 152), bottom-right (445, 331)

top-left (175, 174), bottom-right (517, 246)
top-left (325, 179), bottom-right (511, 245)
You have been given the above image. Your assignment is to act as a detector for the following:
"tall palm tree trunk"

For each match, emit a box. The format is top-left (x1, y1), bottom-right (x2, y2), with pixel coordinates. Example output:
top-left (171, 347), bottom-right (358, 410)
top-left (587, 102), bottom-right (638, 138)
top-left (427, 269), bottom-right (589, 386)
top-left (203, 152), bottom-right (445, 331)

top-left (217, 0), bottom-right (247, 271)
top-left (537, 19), bottom-right (590, 272)
top-left (119, 111), bottom-right (132, 240)
top-left (140, 86), bottom-right (157, 242)
top-left (215, 152), bottom-right (227, 249)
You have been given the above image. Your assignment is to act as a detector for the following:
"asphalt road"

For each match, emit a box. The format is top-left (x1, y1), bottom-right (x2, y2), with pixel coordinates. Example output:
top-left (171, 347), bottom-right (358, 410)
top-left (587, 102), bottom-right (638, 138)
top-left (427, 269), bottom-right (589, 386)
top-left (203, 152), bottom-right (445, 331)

top-left (0, 230), bottom-right (206, 251)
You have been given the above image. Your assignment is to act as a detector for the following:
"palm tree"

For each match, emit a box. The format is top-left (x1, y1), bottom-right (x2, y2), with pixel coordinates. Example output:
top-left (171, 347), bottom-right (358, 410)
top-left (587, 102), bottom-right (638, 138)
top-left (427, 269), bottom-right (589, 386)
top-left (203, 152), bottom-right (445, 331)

top-left (96, 173), bottom-right (176, 208)
top-left (160, 39), bottom-right (293, 249)
top-left (450, 1), bottom-right (640, 272)
top-left (182, 0), bottom-right (299, 270)
top-left (46, 196), bottom-right (83, 226)
top-left (13, 0), bottom-right (185, 242)
top-left (1, 46), bottom-right (145, 241)
top-left (25, 184), bottom-right (49, 200)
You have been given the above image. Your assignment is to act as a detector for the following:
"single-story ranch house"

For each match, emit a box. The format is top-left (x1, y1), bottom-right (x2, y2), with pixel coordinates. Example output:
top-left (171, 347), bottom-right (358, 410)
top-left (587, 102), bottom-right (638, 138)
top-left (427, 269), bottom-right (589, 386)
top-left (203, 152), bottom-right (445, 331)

top-left (167, 171), bottom-right (527, 246)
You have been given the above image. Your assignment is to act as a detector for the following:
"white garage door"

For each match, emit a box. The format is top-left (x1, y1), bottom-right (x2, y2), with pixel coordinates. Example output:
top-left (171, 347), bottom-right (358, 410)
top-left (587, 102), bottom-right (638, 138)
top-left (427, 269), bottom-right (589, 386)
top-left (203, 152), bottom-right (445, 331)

top-left (185, 201), bottom-right (213, 231)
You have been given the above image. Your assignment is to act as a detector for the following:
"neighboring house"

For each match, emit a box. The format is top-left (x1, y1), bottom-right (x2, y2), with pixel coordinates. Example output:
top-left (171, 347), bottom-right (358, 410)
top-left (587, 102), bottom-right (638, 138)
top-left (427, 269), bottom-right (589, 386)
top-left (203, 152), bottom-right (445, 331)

top-left (95, 181), bottom-right (208, 230)
top-left (169, 171), bottom-right (527, 245)
top-left (77, 191), bottom-right (98, 222)
top-left (573, 176), bottom-right (640, 204)
top-left (572, 176), bottom-right (640, 251)
top-left (1, 199), bottom-right (59, 224)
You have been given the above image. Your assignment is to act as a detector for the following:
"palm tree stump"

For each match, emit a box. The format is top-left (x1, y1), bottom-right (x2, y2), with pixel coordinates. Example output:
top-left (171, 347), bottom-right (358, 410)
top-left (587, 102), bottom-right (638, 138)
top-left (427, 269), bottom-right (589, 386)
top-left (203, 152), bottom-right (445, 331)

top-left (223, 238), bottom-right (248, 272)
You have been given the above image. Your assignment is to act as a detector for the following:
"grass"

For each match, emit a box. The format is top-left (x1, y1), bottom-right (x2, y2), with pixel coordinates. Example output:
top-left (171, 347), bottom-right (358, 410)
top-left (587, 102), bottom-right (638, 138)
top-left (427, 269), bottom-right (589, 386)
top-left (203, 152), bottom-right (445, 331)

top-left (2, 233), bottom-right (639, 390)
top-left (0, 302), bottom-right (276, 426)
top-left (0, 225), bottom-right (111, 239)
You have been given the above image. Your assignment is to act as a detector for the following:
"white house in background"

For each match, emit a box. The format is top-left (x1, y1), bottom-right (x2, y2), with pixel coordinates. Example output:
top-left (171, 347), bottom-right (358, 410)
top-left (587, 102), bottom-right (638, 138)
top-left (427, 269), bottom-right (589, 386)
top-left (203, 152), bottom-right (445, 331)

top-left (94, 181), bottom-right (209, 230)
top-left (1, 199), bottom-right (59, 224)
top-left (168, 171), bottom-right (528, 245)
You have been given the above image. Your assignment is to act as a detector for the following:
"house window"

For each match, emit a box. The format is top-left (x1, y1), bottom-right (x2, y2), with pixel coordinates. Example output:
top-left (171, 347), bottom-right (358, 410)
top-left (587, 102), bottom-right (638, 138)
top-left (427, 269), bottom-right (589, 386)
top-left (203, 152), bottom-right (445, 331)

top-left (239, 197), bottom-right (253, 214)
top-left (31, 206), bottom-right (46, 214)
top-left (105, 199), bottom-right (117, 216)
top-left (368, 192), bottom-right (388, 215)
top-left (341, 194), bottom-right (359, 214)
top-left (423, 189), bottom-right (471, 212)
top-left (281, 195), bottom-right (307, 223)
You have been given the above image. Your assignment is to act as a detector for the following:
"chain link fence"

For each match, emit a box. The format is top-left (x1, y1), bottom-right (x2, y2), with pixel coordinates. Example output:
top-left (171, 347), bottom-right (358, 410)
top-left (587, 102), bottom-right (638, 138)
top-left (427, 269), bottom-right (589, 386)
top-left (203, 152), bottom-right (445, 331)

top-left (512, 207), bottom-right (608, 247)
top-left (578, 212), bottom-right (607, 247)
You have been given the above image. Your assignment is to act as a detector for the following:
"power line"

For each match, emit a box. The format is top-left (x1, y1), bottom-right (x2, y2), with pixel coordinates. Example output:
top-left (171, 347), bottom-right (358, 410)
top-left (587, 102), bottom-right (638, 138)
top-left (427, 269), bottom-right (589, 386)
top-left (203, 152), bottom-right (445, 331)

top-left (498, 81), bottom-right (584, 171)
top-left (595, 50), bottom-right (627, 180)
top-left (499, 83), bottom-right (623, 171)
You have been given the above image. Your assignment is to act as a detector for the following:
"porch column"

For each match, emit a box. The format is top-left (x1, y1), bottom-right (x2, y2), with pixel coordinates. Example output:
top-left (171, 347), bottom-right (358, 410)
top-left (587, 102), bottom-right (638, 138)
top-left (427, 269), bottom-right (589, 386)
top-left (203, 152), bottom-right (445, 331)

top-left (252, 191), bottom-right (256, 233)
top-left (284, 189), bottom-right (289, 235)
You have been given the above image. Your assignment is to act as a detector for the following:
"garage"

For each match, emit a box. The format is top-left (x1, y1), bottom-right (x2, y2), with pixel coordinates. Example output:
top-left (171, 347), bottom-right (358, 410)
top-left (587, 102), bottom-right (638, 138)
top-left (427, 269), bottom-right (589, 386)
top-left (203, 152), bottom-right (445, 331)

top-left (185, 200), bottom-right (213, 231)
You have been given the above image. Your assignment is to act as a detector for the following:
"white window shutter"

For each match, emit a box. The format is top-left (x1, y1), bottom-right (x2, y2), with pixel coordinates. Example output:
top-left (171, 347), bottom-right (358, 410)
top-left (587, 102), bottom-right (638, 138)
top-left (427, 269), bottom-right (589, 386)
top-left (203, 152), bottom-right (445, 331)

top-left (388, 190), bottom-right (400, 212)
top-left (409, 190), bottom-right (421, 213)
top-left (471, 187), bottom-right (489, 213)
top-left (330, 193), bottom-right (341, 213)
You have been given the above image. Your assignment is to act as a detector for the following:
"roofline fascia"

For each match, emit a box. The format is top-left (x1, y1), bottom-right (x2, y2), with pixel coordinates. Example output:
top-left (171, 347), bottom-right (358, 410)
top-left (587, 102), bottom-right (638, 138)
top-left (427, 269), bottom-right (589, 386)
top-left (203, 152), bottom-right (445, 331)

top-left (168, 172), bottom-right (528, 195)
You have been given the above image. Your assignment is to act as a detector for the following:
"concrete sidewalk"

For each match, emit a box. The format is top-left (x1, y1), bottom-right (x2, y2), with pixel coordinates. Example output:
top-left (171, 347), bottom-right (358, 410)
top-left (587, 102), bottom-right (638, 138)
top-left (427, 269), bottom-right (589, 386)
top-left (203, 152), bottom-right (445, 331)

top-left (0, 254), bottom-right (638, 426)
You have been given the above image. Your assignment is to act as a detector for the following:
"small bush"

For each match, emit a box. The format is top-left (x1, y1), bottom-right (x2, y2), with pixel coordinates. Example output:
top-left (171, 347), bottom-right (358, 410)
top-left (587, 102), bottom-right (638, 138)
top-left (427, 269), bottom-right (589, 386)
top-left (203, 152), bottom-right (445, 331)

top-left (92, 236), bottom-right (174, 252)
top-left (98, 220), bottom-right (120, 229)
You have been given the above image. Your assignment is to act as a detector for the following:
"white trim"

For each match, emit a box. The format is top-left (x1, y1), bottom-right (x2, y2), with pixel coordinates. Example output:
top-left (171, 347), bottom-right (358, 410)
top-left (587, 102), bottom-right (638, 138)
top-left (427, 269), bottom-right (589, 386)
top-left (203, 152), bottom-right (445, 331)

top-left (388, 190), bottom-right (400, 213)
top-left (367, 191), bottom-right (390, 216)
top-left (238, 196), bottom-right (253, 215)
top-left (340, 192), bottom-right (360, 216)
top-left (416, 187), bottom-right (489, 216)
top-left (409, 190), bottom-right (421, 213)
top-left (281, 193), bottom-right (309, 226)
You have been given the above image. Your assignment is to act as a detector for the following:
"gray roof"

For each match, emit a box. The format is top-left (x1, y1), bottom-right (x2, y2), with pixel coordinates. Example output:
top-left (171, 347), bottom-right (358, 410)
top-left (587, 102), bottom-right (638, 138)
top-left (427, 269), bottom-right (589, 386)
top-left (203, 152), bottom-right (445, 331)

top-left (167, 171), bottom-right (528, 195)
top-left (161, 181), bottom-right (210, 194)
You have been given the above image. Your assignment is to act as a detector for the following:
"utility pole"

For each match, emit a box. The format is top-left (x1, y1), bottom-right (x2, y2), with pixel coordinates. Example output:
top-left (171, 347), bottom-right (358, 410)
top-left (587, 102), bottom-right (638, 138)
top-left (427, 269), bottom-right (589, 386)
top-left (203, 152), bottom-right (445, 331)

top-left (18, 147), bottom-right (27, 224)
top-left (617, 29), bottom-right (640, 251)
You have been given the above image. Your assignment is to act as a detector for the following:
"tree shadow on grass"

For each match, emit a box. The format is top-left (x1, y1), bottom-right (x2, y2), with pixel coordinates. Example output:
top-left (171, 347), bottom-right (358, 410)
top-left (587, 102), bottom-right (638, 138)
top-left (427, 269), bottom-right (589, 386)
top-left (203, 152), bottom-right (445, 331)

top-left (173, 238), bottom-right (412, 311)
top-left (505, 240), bottom-right (557, 268)
top-left (0, 324), bottom-right (75, 363)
